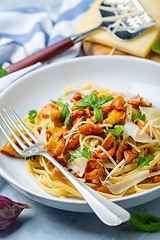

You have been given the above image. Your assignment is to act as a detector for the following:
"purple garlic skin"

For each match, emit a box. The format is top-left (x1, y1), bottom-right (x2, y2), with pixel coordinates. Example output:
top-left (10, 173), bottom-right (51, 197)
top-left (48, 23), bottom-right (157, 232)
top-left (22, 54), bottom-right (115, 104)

top-left (0, 195), bottom-right (31, 230)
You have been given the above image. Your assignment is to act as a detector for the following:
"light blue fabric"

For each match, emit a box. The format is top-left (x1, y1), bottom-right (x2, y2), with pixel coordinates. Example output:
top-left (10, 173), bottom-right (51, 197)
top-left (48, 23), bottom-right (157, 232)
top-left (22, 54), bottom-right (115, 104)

top-left (0, 0), bottom-right (95, 93)
top-left (0, 0), bottom-right (95, 68)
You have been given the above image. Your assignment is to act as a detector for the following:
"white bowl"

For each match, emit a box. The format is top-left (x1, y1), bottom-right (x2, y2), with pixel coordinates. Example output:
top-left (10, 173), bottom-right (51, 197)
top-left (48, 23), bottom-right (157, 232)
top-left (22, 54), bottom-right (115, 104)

top-left (0, 55), bottom-right (160, 212)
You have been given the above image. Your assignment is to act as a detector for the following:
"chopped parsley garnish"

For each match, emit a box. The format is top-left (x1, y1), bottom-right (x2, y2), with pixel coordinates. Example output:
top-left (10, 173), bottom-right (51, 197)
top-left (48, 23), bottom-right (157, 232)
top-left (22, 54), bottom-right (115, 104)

top-left (104, 125), bottom-right (124, 136)
top-left (0, 66), bottom-right (8, 78)
top-left (26, 155), bottom-right (36, 161)
top-left (132, 113), bottom-right (146, 121)
top-left (148, 103), bottom-right (152, 107)
top-left (137, 155), bottom-right (155, 169)
top-left (51, 98), bottom-right (64, 106)
top-left (152, 41), bottom-right (160, 55)
top-left (94, 107), bottom-right (103, 123)
top-left (28, 110), bottom-right (37, 123)
top-left (75, 94), bottom-right (114, 122)
top-left (69, 148), bottom-right (92, 162)
top-left (130, 212), bottom-right (160, 232)
top-left (59, 102), bottom-right (71, 126)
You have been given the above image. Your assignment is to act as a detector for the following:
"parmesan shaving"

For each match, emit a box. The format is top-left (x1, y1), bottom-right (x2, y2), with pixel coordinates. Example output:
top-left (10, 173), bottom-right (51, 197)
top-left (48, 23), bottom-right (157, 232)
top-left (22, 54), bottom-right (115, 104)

top-left (67, 157), bottom-right (88, 177)
top-left (31, 127), bottom-right (47, 145)
top-left (140, 107), bottom-right (160, 121)
top-left (105, 170), bottom-right (150, 194)
top-left (40, 127), bottom-right (47, 145)
top-left (139, 107), bottom-right (160, 128)
top-left (99, 124), bottom-right (113, 128)
top-left (152, 118), bottom-right (160, 129)
top-left (124, 121), bottom-right (160, 143)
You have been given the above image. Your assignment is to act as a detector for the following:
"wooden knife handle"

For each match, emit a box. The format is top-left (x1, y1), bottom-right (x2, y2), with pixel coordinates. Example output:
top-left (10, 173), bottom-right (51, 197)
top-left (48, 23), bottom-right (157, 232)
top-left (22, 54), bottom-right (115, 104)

top-left (5, 37), bottom-right (74, 74)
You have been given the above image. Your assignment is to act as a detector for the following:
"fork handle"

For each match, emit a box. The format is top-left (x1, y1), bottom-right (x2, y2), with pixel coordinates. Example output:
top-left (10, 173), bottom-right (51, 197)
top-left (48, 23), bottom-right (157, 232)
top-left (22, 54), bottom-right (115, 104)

top-left (5, 26), bottom-right (103, 74)
top-left (5, 37), bottom-right (74, 74)
top-left (41, 151), bottom-right (130, 226)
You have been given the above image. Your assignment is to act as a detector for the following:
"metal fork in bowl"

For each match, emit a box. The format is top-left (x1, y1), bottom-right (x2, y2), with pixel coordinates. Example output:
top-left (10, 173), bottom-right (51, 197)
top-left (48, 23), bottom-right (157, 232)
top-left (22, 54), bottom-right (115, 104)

top-left (0, 107), bottom-right (130, 226)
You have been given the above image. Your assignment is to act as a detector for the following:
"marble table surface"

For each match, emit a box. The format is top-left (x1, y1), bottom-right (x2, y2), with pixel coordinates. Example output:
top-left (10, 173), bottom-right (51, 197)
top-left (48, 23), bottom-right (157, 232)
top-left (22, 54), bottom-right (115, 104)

top-left (0, 1), bottom-right (160, 239)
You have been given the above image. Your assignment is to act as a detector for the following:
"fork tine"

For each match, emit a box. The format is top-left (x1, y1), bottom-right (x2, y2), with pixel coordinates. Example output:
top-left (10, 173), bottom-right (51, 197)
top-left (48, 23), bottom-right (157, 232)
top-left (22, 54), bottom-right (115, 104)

top-left (3, 108), bottom-right (33, 146)
top-left (9, 107), bottom-right (38, 143)
top-left (0, 125), bottom-right (22, 155)
top-left (0, 113), bottom-right (27, 150)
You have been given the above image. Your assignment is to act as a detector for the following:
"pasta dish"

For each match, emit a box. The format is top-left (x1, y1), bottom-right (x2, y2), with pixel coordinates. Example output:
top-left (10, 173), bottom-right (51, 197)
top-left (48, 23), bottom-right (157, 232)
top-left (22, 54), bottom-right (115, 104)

top-left (1, 84), bottom-right (160, 200)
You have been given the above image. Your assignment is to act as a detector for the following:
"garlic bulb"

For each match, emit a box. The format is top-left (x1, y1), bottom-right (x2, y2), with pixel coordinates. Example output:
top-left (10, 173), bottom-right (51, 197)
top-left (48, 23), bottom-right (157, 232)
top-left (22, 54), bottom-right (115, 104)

top-left (0, 195), bottom-right (31, 230)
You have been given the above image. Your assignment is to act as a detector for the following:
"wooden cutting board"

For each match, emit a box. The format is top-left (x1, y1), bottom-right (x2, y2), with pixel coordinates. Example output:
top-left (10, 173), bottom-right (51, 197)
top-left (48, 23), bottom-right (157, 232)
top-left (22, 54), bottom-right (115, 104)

top-left (82, 40), bottom-right (160, 63)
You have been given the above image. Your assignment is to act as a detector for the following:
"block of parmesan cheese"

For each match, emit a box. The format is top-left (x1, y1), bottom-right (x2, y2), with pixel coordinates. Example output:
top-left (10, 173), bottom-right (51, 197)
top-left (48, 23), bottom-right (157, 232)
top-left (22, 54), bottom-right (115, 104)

top-left (139, 0), bottom-right (160, 39)
top-left (138, 0), bottom-right (160, 18)
top-left (76, 0), bottom-right (160, 57)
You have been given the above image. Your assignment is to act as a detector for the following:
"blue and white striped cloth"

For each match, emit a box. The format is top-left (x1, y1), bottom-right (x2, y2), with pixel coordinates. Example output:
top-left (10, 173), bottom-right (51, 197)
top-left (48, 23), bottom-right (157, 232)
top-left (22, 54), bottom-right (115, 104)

top-left (0, 0), bottom-right (95, 93)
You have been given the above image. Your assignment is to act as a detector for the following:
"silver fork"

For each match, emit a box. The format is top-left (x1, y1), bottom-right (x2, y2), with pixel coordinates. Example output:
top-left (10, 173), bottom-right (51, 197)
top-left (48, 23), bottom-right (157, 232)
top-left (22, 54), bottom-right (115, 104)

top-left (0, 107), bottom-right (130, 226)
